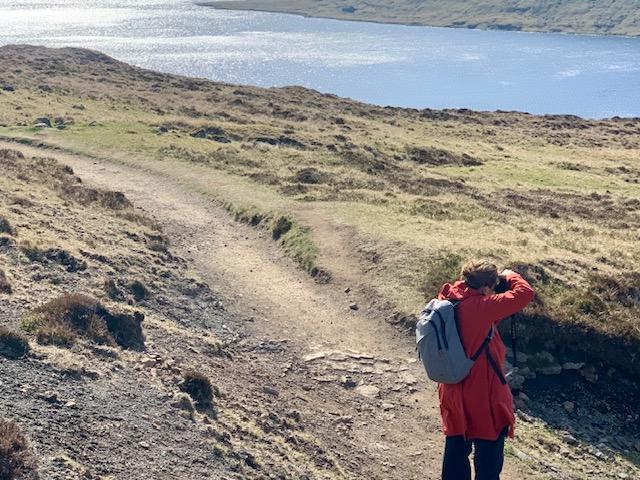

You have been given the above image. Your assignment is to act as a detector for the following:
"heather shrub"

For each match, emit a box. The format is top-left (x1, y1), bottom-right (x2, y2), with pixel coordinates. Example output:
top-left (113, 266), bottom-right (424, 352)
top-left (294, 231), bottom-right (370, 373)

top-left (21, 294), bottom-right (144, 350)
top-left (0, 271), bottom-right (11, 294)
top-left (180, 370), bottom-right (214, 410)
top-left (0, 328), bottom-right (29, 359)
top-left (0, 418), bottom-right (37, 479)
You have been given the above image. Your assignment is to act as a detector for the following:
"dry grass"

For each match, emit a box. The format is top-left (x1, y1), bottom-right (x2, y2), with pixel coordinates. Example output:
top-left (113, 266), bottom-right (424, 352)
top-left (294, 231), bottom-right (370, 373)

top-left (0, 418), bottom-right (37, 480)
top-left (21, 294), bottom-right (145, 350)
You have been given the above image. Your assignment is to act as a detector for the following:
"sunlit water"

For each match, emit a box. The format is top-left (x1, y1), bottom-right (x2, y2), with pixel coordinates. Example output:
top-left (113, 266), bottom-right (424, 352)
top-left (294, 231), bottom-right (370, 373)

top-left (1, 0), bottom-right (639, 118)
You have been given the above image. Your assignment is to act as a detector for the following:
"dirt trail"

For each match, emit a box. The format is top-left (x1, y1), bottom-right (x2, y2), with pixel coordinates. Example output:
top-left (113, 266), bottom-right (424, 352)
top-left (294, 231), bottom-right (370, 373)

top-left (4, 141), bottom-right (535, 479)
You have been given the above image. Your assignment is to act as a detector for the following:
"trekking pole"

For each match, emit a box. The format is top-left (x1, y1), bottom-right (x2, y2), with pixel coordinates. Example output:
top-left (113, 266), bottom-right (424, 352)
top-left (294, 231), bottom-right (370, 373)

top-left (511, 315), bottom-right (517, 370)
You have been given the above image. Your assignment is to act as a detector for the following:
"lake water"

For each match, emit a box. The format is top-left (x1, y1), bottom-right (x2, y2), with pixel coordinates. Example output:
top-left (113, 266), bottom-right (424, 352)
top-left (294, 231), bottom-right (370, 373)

top-left (1, 0), bottom-right (639, 118)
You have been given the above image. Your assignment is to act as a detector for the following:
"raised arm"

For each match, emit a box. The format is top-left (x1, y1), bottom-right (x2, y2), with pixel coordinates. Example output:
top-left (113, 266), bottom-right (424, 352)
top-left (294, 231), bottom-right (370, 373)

top-left (480, 271), bottom-right (535, 324)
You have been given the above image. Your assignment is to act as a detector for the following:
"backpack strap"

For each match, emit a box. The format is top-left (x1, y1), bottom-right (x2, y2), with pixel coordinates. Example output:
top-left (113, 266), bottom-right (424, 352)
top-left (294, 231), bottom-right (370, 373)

top-left (470, 325), bottom-right (494, 361)
top-left (485, 349), bottom-right (508, 385)
top-left (469, 325), bottom-right (508, 385)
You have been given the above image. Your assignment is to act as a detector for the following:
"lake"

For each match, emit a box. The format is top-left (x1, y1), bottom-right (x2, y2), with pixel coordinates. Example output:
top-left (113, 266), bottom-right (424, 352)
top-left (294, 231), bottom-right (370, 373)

top-left (1, 0), bottom-right (639, 118)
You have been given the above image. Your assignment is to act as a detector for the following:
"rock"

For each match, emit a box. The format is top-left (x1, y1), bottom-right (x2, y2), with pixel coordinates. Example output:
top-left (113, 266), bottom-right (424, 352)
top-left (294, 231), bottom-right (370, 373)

top-left (507, 372), bottom-right (525, 390)
top-left (580, 365), bottom-right (598, 383)
top-left (141, 358), bottom-right (157, 368)
top-left (514, 397), bottom-right (527, 411)
top-left (35, 117), bottom-right (51, 127)
top-left (341, 375), bottom-right (357, 389)
top-left (33, 122), bottom-right (49, 129)
top-left (139, 441), bottom-right (150, 449)
top-left (341, 6), bottom-right (357, 13)
top-left (539, 365), bottom-right (562, 375)
top-left (518, 366), bottom-right (536, 379)
top-left (563, 401), bottom-right (575, 414)
top-left (398, 372), bottom-right (418, 385)
top-left (528, 351), bottom-right (555, 370)
top-left (355, 385), bottom-right (380, 399)
top-left (511, 447), bottom-right (532, 462)
top-left (303, 351), bottom-right (326, 362)
top-left (562, 362), bottom-right (585, 371)
top-left (72, 104), bottom-right (86, 110)
top-left (349, 302), bottom-right (359, 311)
top-left (381, 403), bottom-right (395, 411)
top-left (170, 393), bottom-right (194, 412)
top-left (263, 386), bottom-right (279, 396)
top-left (518, 392), bottom-right (530, 402)
top-left (65, 399), bottom-right (77, 409)
top-left (561, 433), bottom-right (579, 446)
top-left (88, 121), bottom-right (98, 127)
top-left (344, 287), bottom-right (351, 293)
top-left (2, 85), bottom-right (15, 92)
top-left (38, 390), bottom-right (60, 404)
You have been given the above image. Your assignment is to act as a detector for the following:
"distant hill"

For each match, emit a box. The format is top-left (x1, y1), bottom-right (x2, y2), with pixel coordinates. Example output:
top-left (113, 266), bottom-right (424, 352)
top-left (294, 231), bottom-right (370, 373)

top-left (201, 0), bottom-right (640, 36)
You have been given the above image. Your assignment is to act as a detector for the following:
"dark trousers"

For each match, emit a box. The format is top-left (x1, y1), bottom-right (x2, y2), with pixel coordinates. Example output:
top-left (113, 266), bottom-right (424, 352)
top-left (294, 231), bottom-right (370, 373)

top-left (441, 428), bottom-right (507, 480)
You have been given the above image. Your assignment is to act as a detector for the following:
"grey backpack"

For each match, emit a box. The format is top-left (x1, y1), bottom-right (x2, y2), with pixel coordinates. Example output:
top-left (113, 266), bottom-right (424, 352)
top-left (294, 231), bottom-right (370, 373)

top-left (415, 299), bottom-right (506, 385)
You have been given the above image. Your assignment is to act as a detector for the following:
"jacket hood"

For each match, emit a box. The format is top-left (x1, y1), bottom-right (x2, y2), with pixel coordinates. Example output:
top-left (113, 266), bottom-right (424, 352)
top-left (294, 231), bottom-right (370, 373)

top-left (438, 280), bottom-right (483, 301)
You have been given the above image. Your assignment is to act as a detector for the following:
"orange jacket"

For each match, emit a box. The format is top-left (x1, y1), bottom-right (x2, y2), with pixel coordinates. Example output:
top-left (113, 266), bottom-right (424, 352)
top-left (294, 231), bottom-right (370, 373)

top-left (437, 272), bottom-right (534, 440)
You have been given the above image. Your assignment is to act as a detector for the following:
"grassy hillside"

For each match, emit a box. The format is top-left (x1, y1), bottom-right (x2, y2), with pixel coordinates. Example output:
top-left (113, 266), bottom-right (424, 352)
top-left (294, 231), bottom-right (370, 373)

top-left (0, 44), bottom-right (639, 383)
top-left (200, 0), bottom-right (640, 36)
top-left (0, 145), bottom-right (359, 479)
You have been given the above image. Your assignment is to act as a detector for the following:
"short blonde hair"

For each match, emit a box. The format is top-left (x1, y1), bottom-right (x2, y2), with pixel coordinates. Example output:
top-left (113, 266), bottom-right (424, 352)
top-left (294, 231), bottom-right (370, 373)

top-left (461, 260), bottom-right (498, 290)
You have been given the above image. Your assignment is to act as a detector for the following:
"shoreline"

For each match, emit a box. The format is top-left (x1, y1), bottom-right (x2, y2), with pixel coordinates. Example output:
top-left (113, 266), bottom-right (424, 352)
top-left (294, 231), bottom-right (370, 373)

top-left (196, 2), bottom-right (640, 39)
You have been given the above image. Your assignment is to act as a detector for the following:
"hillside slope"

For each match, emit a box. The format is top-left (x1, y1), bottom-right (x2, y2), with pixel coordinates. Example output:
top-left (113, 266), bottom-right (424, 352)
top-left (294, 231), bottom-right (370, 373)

top-left (0, 45), bottom-right (639, 478)
top-left (200, 0), bottom-right (640, 36)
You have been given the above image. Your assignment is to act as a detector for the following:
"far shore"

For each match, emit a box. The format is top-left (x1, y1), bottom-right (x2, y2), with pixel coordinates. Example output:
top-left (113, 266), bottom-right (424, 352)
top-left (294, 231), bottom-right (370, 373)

top-left (196, 1), bottom-right (640, 38)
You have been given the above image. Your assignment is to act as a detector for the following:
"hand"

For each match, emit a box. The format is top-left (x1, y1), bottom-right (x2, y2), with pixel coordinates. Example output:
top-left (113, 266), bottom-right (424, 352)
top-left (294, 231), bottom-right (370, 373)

top-left (500, 269), bottom-right (516, 277)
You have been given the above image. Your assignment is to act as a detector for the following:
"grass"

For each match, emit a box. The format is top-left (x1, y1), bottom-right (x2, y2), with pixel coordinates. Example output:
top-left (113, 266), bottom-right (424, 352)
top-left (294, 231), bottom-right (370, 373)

top-left (0, 418), bottom-right (37, 480)
top-left (21, 293), bottom-right (145, 350)
top-left (1, 44), bottom-right (640, 377)
top-left (223, 202), bottom-right (319, 275)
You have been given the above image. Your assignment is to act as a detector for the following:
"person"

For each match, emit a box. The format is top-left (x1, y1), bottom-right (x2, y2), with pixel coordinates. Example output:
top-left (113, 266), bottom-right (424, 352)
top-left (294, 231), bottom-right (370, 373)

top-left (437, 260), bottom-right (534, 480)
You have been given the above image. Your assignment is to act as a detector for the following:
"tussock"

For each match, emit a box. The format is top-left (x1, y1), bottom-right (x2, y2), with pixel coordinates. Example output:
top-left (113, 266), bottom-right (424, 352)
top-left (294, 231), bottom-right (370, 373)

top-left (0, 218), bottom-right (14, 236)
top-left (0, 328), bottom-right (30, 359)
top-left (0, 270), bottom-right (12, 294)
top-left (0, 418), bottom-right (37, 480)
top-left (22, 294), bottom-right (145, 350)
top-left (180, 369), bottom-right (215, 410)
